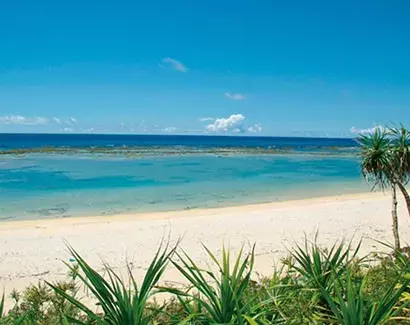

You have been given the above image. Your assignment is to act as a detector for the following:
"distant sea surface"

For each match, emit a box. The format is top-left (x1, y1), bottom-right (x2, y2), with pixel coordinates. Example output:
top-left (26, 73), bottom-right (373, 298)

top-left (0, 133), bottom-right (367, 221)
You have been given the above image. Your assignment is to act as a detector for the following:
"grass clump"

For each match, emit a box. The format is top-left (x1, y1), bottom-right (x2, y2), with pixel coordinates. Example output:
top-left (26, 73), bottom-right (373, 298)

top-left (163, 244), bottom-right (257, 324)
top-left (318, 269), bottom-right (410, 324)
top-left (1, 237), bottom-right (410, 324)
top-left (47, 242), bottom-right (176, 324)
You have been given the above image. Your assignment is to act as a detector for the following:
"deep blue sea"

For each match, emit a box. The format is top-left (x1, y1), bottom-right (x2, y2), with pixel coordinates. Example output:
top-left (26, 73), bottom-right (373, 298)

top-left (0, 133), bottom-right (357, 150)
top-left (0, 134), bottom-right (367, 221)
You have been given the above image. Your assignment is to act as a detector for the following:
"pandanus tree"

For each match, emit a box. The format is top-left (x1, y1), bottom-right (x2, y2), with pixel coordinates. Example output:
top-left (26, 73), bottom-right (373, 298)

top-left (358, 126), bottom-right (410, 250)
top-left (389, 126), bottom-right (410, 217)
top-left (358, 128), bottom-right (399, 249)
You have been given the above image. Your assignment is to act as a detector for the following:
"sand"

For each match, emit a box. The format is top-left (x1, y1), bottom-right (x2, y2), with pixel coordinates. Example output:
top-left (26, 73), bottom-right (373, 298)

top-left (1, 191), bottom-right (410, 305)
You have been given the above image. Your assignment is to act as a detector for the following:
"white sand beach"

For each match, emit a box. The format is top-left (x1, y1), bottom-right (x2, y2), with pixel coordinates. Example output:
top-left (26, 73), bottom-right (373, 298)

top-left (1, 191), bottom-right (410, 304)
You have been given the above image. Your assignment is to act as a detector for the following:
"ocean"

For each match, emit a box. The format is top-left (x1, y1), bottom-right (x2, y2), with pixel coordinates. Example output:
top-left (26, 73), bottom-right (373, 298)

top-left (0, 133), bottom-right (367, 221)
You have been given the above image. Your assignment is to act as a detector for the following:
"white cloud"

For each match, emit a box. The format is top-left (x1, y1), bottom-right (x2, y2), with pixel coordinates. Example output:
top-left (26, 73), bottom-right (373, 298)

top-left (248, 124), bottom-right (263, 133)
top-left (206, 114), bottom-right (245, 133)
top-left (0, 115), bottom-right (49, 125)
top-left (225, 92), bottom-right (245, 100)
top-left (65, 117), bottom-right (77, 126)
top-left (350, 125), bottom-right (385, 135)
top-left (163, 126), bottom-right (177, 133)
top-left (203, 114), bottom-right (262, 134)
top-left (162, 57), bottom-right (188, 72)
top-left (61, 127), bottom-right (74, 133)
top-left (0, 115), bottom-right (80, 129)
top-left (199, 117), bottom-right (214, 122)
top-left (82, 128), bottom-right (95, 133)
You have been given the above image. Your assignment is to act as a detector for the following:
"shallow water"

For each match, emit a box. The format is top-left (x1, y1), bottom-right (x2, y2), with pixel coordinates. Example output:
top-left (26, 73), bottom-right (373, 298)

top-left (0, 153), bottom-right (368, 220)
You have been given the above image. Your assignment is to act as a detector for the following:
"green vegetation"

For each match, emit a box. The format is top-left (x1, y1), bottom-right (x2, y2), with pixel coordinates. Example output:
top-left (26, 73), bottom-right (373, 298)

top-left (164, 245), bottom-right (256, 324)
top-left (1, 238), bottom-right (410, 324)
top-left (46, 242), bottom-right (175, 325)
top-left (358, 125), bottom-right (410, 249)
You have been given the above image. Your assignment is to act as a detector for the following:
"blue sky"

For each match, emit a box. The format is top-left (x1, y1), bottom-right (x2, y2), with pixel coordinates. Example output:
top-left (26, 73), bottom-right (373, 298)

top-left (0, 0), bottom-right (409, 137)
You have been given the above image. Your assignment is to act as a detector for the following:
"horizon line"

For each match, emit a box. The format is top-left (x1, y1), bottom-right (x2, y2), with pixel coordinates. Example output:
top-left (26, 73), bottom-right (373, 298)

top-left (0, 132), bottom-right (355, 140)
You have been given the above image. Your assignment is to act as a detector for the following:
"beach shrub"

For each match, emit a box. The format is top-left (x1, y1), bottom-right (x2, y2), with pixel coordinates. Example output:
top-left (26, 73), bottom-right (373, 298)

top-left (2, 238), bottom-right (410, 324)
top-left (289, 236), bottom-right (362, 294)
top-left (317, 268), bottom-right (410, 324)
top-left (47, 242), bottom-right (175, 325)
top-left (0, 280), bottom-right (80, 324)
top-left (247, 266), bottom-right (320, 323)
top-left (163, 245), bottom-right (259, 324)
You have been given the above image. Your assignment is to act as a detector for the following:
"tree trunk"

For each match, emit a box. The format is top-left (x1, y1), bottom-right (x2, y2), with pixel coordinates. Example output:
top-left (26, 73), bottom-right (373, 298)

top-left (397, 182), bottom-right (410, 219)
top-left (391, 184), bottom-right (400, 251)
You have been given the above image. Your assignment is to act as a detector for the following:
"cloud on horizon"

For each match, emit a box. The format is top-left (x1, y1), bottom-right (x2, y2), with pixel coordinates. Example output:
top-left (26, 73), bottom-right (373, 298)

top-left (0, 115), bottom-right (49, 126)
top-left (205, 114), bottom-right (245, 133)
top-left (225, 92), bottom-right (245, 100)
top-left (199, 114), bottom-right (262, 133)
top-left (349, 125), bottom-right (385, 135)
top-left (203, 114), bottom-right (261, 134)
top-left (82, 127), bottom-right (95, 133)
top-left (0, 115), bottom-right (78, 128)
top-left (161, 57), bottom-right (188, 72)
top-left (61, 127), bottom-right (74, 133)
top-left (163, 126), bottom-right (177, 133)
top-left (1, 113), bottom-right (263, 135)
top-left (248, 124), bottom-right (263, 133)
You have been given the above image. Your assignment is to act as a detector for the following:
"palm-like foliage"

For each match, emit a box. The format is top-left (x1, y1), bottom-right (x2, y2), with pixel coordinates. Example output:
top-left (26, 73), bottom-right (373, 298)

top-left (167, 245), bottom-right (257, 324)
top-left (254, 266), bottom-right (320, 324)
top-left (318, 269), bottom-right (410, 324)
top-left (289, 236), bottom-right (361, 292)
top-left (0, 293), bottom-right (4, 319)
top-left (48, 242), bottom-right (175, 325)
top-left (390, 126), bottom-right (410, 177)
top-left (390, 126), bottom-right (410, 218)
top-left (358, 128), bottom-right (393, 190)
top-left (357, 127), bottom-right (401, 249)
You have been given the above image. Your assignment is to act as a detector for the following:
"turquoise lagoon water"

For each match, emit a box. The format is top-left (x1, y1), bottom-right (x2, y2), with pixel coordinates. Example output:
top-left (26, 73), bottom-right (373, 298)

top-left (0, 153), bottom-right (368, 221)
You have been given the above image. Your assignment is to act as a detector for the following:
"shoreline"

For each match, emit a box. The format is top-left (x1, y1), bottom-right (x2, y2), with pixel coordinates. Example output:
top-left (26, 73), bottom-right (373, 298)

top-left (1, 189), bottom-right (410, 307)
top-left (0, 151), bottom-right (364, 221)
top-left (0, 190), bottom-right (382, 228)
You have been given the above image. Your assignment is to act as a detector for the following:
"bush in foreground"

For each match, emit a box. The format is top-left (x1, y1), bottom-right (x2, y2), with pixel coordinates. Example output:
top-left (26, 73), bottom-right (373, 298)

top-left (1, 238), bottom-right (410, 324)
